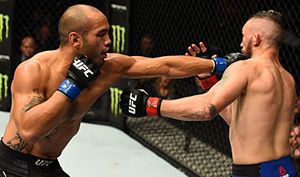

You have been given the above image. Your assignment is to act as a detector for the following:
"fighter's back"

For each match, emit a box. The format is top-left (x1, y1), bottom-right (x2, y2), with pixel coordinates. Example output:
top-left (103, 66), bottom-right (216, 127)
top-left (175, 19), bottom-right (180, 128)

top-left (229, 54), bottom-right (296, 164)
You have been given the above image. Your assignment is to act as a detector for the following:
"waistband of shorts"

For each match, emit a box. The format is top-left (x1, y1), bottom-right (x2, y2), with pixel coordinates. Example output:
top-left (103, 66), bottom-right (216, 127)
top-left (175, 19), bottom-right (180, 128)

top-left (0, 138), bottom-right (58, 167)
top-left (232, 156), bottom-right (296, 177)
top-left (232, 163), bottom-right (260, 176)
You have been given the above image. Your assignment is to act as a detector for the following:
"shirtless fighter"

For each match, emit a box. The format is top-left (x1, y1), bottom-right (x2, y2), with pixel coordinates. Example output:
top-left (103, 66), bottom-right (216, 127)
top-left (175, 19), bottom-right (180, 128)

top-left (121, 10), bottom-right (299, 176)
top-left (0, 4), bottom-right (238, 177)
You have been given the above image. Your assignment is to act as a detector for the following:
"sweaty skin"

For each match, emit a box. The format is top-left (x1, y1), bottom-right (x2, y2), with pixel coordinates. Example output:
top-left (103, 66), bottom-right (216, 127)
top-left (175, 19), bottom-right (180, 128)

top-left (2, 5), bottom-right (214, 159)
top-left (160, 16), bottom-right (296, 164)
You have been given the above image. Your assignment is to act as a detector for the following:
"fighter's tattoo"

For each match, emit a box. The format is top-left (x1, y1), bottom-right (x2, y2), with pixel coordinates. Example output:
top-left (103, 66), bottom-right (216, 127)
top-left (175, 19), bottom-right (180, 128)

top-left (210, 68), bottom-right (231, 95)
top-left (182, 104), bottom-right (217, 120)
top-left (217, 68), bottom-right (231, 87)
top-left (6, 132), bottom-right (34, 152)
top-left (218, 72), bottom-right (229, 85)
top-left (44, 128), bottom-right (58, 139)
top-left (22, 89), bottom-right (46, 112)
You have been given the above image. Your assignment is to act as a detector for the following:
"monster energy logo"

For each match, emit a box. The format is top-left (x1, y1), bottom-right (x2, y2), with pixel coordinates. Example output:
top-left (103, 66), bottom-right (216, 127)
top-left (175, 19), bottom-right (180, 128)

top-left (110, 87), bottom-right (122, 116)
top-left (111, 25), bottom-right (125, 53)
top-left (0, 73), bottom-right (8, 101)
top-left (111, 4), bottom-right (127, 12)
top-left (0, 13), bottom-right (9, 42)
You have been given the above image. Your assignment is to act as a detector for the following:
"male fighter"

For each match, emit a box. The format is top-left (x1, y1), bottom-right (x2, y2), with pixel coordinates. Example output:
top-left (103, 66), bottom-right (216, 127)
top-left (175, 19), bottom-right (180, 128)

top-left (121, 10), bottom-right (299, 176)
top-left (0, 4), bottom-right (239, 177)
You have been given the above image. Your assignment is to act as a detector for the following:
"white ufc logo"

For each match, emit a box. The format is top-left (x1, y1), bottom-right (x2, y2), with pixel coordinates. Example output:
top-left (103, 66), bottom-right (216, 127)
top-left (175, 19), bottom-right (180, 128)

top-left (73, 59), bottom-right (94, 77)
top-left (35, 159), bottom-right (53, 167)
top-left (129, 93), bottom-right (137, 114)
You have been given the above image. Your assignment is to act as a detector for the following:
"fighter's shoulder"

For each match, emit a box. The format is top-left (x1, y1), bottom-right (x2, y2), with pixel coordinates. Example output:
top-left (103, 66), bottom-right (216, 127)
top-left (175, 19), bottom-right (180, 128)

top-left (14, 52), bottom-right (52, 81)
top-left (225, 58), bottom-right (252, 74)
top-left (17, 59), bottom-right (44, 74)
top-left (281, 67), bottom-right (296, 88)
top-left (16, 60), bottom-right (41, 75)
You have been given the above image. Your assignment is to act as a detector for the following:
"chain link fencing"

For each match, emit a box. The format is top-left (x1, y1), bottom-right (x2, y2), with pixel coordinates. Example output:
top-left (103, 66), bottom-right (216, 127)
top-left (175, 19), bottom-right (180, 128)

top-left (12, 0), bottom-right (300, 176)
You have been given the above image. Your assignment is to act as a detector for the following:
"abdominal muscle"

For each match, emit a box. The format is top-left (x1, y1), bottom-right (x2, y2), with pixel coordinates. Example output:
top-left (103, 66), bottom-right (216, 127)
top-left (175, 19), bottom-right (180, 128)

top-left (3, 117), bottom-right (81, 160)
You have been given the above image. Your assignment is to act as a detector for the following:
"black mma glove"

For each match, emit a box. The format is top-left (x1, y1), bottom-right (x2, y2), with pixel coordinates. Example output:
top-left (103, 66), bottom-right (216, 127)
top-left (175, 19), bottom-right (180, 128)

top-left (224, 52), bottom-right (248, 66)
top-left (194, 50), bottom-right (212, 59)
top-left (57, 55), bottom-right (101, 102)
top-left (211, 52), bottom-right (247, 75)
top-left (186, 44), bottom-right (219, 80)
top-left (120, 88), bottom-right (163, 118)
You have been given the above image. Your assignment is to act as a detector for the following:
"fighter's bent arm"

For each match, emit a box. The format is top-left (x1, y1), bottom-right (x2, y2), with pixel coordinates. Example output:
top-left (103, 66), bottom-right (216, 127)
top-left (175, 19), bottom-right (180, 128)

top-left (160, 61), bottom-right (248, 123)
top-left (11, 62), bottom-right (71, 144)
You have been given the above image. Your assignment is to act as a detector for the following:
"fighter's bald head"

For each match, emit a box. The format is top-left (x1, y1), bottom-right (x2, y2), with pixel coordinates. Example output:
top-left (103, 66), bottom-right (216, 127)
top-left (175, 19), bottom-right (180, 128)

top-left (58, 4), bottom-right (102, 46)
top-left (246, 10), bottom-right (283, 48)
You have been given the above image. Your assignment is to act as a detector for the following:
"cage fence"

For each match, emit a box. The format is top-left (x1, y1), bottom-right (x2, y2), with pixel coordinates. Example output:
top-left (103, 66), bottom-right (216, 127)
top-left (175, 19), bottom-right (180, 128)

top-left (12, 0), bottom-right (300, 176)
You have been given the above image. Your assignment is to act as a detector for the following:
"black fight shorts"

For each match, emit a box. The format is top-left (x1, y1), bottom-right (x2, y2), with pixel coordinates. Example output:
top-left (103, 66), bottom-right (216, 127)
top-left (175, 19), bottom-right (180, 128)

top-left (0, 139), bottom-right (69, 177)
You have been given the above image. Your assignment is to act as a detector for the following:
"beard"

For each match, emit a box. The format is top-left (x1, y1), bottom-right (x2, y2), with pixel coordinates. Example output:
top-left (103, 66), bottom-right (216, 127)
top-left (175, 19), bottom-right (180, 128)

top-left (81, 39), bottom-right (105, 67)
top-left (243, 37), bottom-right (253, 58)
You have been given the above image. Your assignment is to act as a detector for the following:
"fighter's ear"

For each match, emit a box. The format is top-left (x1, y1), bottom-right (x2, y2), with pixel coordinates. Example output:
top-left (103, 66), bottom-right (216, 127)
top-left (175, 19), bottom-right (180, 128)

top-left (69, 32), bottom-right (81, 47)
top-left (253, 32), bottom-right (262, 47)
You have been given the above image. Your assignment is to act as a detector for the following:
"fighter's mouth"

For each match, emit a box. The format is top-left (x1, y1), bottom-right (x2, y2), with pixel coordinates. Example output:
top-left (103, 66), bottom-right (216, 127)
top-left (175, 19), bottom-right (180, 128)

top-left (102, 48), bottom-right (110, 58)
top-left (101, 52), bottom-right (107, 58)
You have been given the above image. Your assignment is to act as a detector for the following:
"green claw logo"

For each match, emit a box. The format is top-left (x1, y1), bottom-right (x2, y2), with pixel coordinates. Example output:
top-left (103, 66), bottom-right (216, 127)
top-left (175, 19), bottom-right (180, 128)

top-left (111, 25), bottom-right (126, 53)
top-left (0, 13), bottom-right (9, 42)
top-left (110, 87), bottom-right (123, 116)
top-left (0, 73), bottom-right (8, 101)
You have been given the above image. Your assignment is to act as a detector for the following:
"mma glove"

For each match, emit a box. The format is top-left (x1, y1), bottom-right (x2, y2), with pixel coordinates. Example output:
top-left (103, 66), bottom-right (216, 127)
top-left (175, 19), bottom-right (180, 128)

top-left (120, 88), bottom-right (162, 118)
top-left (57, 55), bottom-right (101, 102)
top-left (197, 52), bottom-right (247, 91)
top-left (198, 75), bottom-right (219, 91)
top-left (211, 52), bottom-right (248, 75)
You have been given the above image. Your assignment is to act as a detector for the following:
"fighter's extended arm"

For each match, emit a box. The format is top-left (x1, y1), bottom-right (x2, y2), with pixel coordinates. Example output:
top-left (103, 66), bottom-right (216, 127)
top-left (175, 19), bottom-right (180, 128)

top-left (106, 53), bottom-right (227, 79)
top-left (120, 61), bottom-right (249, 124)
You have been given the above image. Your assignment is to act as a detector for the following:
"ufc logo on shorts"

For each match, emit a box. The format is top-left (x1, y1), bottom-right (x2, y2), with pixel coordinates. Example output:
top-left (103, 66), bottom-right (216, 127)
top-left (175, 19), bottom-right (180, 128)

top-left (129, 93), bottom-right (137, 114)
top-left (35, 159), bottom-right (53, 167)
top-left (73, 59), bottom-right (94, 77)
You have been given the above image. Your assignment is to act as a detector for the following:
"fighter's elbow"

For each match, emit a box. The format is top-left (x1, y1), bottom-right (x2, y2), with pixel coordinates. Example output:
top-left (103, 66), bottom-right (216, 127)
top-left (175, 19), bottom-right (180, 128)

top-left (181, 112), bottom-right (215, 121)
top-left (203, 115), bottom-right (215, 121)
top-left (195, 103), bottom-right (217, 121)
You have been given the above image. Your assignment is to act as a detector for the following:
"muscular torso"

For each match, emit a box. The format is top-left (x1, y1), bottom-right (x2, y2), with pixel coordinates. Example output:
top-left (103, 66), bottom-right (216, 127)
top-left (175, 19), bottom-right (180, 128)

top-left (2, 51), bottom-right (124, 159)
top-left (229, 58), bottom-right (295, 164)
top-left (2, 50), bottom-right (212, 159)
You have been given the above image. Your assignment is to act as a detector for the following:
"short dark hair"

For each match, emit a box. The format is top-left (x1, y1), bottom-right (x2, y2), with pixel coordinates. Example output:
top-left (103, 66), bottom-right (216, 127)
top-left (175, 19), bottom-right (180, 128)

top-left (250, 10), bottom-right (284, 47)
